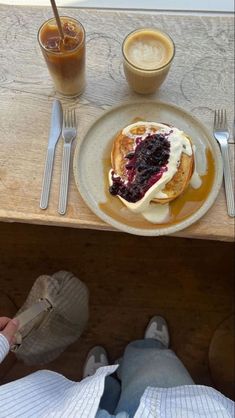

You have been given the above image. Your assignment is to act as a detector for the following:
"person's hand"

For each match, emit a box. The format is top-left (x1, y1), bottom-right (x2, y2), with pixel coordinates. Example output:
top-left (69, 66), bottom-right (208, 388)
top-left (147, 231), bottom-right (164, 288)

top-left (0, 317), bottom-right (19, 345)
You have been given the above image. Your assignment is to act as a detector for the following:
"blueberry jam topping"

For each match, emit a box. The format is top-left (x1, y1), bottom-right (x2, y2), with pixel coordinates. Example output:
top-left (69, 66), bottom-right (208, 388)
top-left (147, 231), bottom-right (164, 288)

top-left (109, 133), bottom-right (170, 203)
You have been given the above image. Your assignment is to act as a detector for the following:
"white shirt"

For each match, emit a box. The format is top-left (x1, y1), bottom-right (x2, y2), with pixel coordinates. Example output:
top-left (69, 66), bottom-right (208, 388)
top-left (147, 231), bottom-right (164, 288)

top-left (0, 334), bottom-right (234, 418)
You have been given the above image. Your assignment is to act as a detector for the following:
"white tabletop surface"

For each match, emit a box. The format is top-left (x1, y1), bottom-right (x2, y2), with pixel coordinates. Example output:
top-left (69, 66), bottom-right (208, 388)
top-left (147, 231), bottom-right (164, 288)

top-left (0, 0), bottom-right (234, 12)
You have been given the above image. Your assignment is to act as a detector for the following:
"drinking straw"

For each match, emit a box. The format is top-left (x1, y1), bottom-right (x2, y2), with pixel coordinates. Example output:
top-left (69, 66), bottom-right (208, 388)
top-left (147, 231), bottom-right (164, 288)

top-left (50, 0), bottom-right (64, 41)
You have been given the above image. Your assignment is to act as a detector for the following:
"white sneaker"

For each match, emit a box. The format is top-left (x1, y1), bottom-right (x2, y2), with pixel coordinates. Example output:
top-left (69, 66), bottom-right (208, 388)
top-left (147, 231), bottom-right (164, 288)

top-left (144, 316), bottom-right (170, 348)
top-left (83, 346), bottom-right (109, 378)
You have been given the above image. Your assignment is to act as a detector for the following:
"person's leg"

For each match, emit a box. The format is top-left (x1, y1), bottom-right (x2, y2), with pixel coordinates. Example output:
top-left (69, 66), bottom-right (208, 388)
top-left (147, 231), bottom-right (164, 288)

top-left (99, 375), bottom-right (121, 414)
top-left (115, 316), bottom-right (194, 417)
top-left (83, 346), bottom-right (121, 414)
top-left (96, 409), bottom-right (128, 418)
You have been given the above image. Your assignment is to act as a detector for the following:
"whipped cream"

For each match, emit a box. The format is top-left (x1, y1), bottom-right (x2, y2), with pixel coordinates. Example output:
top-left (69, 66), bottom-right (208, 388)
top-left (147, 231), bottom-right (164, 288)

top-left (142, 202), bottom-right (170, 223)
top-left (190, 145), bottom-right (202, 189)
top-left (109, 122), bottom-right (193, 222)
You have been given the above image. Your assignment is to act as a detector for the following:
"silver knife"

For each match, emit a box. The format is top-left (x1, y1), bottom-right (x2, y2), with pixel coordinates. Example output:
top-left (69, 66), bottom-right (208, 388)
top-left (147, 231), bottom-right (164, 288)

top-left (40, 100), bottom-right (63, 209)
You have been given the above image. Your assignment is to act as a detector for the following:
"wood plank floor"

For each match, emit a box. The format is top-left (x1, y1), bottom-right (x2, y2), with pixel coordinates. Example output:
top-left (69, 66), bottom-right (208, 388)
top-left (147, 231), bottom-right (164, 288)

top-left (0, 222), bottom-right (234, 395)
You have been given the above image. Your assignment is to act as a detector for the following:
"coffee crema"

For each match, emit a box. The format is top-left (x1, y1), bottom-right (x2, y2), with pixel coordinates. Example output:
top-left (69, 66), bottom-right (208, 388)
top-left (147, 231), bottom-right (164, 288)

top-left (124, 29), bottom-right (174, 70)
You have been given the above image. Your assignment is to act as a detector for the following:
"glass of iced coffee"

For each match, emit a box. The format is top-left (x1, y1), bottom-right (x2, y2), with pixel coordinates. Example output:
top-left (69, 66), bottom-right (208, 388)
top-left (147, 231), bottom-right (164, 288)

top-left (38, 16), bottom-right (85, 96)
top-left (122, 28), bottom-right (175, 94)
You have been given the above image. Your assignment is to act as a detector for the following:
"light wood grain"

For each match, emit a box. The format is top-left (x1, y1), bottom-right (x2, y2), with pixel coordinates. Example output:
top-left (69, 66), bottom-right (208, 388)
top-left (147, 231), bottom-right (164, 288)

top-left (0, 5), bottom-right (234, 241)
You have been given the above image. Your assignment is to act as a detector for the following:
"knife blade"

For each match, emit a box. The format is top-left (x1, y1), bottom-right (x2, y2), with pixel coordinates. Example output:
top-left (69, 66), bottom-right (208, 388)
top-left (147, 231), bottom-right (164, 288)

top-left (40, 99), bottom-right (63, 209)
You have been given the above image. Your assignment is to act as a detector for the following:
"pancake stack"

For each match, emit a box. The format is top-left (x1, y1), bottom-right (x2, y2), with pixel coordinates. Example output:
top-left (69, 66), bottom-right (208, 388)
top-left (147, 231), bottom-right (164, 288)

top-left (109, 121), bottom-right (194, 207)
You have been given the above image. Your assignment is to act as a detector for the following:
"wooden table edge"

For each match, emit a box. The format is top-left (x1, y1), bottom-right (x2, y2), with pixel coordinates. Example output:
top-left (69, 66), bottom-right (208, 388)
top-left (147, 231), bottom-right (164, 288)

top-left (0, 211), bottom-right (234, 242)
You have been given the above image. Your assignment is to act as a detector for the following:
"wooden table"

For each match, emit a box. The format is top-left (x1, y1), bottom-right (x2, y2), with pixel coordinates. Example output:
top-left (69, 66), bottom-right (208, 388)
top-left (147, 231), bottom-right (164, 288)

top-left (0, 5), bottom-right (234, 241)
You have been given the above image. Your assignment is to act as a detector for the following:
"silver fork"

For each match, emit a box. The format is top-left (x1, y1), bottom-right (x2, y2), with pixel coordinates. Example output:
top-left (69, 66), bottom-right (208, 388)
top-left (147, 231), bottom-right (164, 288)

top-left (213, 109), bottom-right (234, 217)
top-left (58, 109), bottom-right (77, 215)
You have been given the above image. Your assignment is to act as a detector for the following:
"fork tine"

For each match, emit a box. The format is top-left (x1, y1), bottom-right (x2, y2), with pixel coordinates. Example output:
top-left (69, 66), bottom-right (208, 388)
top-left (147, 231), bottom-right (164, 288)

top-left (73, 109), bottom-right (76, 127)
top-left (66, 110), bottom-right (69, 128)
top-left (214, 109), bottom-right (228, 130)
top-left (214, 110), bottom-right (218, 128)
top-left (70, 109), bottom-right (73, 128)
top-left (67, 110), bottom-right (70, 128)
top-left (220, 109), bottom-right (224, 128)
top-left (71, 109), bottom-right (74, 127)
top-left (220, 109), bottom-right (223, 128)
top-left (64, 110), bottom-right (68, 128)
top-left (223, 109), bottom-right (227, 129)
top-left (218, 109), bottom-right (222, 127)
top-left (220, 109), bottom-right (226, 129)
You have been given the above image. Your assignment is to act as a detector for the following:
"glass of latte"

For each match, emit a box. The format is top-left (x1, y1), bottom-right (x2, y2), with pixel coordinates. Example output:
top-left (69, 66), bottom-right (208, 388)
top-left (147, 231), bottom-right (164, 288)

top-left (122, 28), bottom-right (175, 94)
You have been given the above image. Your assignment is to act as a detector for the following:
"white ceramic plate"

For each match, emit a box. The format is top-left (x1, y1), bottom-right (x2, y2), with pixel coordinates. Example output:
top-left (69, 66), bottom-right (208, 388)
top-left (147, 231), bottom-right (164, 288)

top-left (74, 100), bottom-right (223, 236)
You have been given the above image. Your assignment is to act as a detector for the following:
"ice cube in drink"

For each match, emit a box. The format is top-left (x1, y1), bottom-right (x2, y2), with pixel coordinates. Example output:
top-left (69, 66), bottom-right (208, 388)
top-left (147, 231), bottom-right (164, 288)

top-left (38, 17), bottom-right (85, 96)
